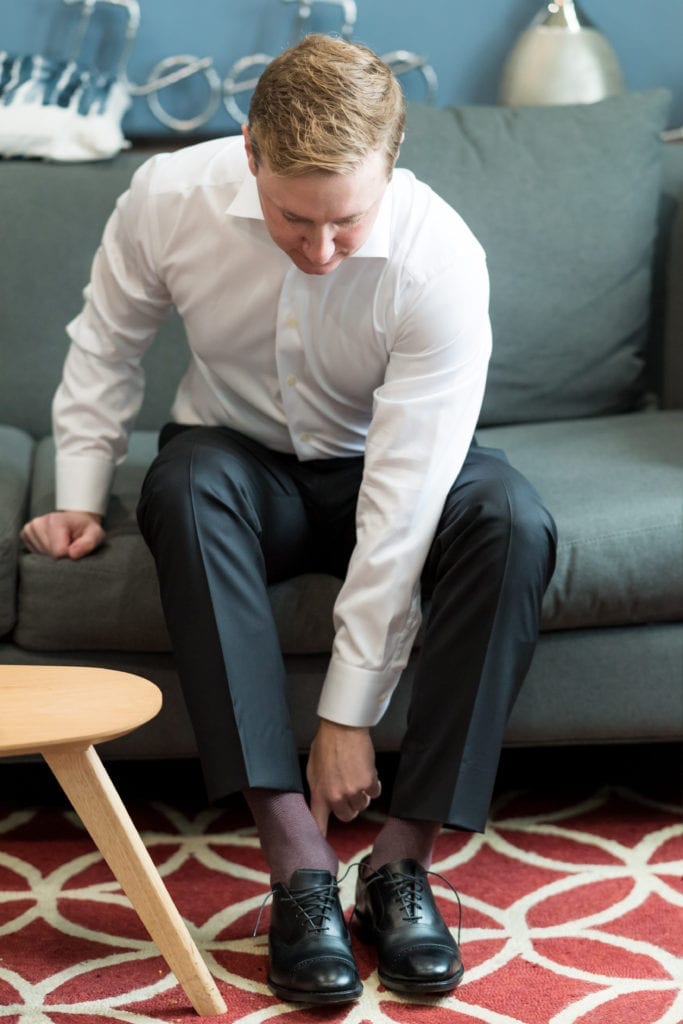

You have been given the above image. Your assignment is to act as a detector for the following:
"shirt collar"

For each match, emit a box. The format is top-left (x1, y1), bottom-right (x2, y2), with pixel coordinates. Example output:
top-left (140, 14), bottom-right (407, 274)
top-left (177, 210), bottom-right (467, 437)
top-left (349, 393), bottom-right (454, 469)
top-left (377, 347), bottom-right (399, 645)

top-left (226, 172), bottom-right (393, 260)
top-left (226, 171), bottom-right (262, 219)
top-left (353, 182), bottom-right (392, 259)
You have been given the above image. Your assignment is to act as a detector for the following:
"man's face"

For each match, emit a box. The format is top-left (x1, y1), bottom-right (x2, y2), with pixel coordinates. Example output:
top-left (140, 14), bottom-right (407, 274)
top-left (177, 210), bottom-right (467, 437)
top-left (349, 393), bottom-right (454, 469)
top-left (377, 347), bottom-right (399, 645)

top-left (243, 127), bottom-right (389, 276)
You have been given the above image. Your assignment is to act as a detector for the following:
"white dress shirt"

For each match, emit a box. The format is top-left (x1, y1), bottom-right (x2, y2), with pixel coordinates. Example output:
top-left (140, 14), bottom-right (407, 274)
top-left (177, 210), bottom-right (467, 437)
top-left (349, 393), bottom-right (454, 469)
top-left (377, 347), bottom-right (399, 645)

top-left (53, 135), bottom-right (492, 727)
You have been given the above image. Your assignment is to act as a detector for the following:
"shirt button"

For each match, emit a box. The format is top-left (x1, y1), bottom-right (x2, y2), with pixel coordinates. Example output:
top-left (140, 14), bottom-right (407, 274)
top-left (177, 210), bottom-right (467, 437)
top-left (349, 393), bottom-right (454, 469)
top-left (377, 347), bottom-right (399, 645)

top-left (299, 432), bottom-right (311, 443)
top-left (286, 374), bottom-right (298, 387)
top-left (284, 315), bottom-right (299, 329)
top-left (378, 691), bottom-right (389, 702)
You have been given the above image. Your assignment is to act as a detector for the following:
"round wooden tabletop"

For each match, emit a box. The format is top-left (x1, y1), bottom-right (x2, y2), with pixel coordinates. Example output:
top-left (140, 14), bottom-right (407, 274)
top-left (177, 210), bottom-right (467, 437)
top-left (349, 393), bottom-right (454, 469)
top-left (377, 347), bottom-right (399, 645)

top-left (0, 666), bottom-right (163, 757)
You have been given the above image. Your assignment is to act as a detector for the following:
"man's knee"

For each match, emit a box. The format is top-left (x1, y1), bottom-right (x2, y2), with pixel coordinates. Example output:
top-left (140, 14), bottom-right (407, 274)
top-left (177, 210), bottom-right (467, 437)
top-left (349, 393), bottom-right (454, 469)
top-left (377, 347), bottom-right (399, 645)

top-left (480, 468), bottom-right (557, 591)
top-left (137, 435), bottom-right (259, 540)
top-left (438, 459), bottom-right (557, 582)
top-left (504, 471), bottom-right (557, 586)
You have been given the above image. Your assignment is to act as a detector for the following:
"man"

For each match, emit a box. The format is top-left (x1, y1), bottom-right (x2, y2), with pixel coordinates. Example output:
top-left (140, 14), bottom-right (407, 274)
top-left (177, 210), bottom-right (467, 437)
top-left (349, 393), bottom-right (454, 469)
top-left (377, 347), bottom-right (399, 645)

top-left (21, 34), bottom-right (556, 1005)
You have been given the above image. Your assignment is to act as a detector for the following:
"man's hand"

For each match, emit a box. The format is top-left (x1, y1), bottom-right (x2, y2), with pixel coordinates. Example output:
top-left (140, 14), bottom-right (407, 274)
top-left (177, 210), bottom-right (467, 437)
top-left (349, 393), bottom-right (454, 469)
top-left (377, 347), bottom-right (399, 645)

top-left (20, 510), bottom-right (105, 560)
top-left (306, 718), bottom-right (382, 837)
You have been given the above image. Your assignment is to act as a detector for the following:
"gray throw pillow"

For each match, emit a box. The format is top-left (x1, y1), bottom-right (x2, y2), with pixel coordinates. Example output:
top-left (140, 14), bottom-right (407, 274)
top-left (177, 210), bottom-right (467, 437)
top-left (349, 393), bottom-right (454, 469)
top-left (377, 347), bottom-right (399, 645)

top-left (398, 90), bottom-right (671, 425)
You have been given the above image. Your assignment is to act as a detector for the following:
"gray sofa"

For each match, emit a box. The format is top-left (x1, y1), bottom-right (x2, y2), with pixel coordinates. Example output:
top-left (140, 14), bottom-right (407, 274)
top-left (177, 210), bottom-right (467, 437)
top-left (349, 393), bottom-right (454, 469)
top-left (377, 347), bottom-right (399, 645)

top-left (2, 90), bottom-right (682, 762)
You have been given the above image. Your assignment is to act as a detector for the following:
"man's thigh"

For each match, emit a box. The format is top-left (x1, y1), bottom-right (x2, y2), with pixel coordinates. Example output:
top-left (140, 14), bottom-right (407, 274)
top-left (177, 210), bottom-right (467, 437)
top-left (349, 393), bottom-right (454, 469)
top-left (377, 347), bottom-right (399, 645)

top-left (144, 424), bottom-right (314, 583)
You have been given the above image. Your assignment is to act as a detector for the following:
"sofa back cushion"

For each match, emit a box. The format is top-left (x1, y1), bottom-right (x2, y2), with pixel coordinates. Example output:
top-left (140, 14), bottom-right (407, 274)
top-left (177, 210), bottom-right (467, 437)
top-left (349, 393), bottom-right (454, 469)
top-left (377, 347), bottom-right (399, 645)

top-left (0, 154), bottom-right (189, 440)
top-left (0, 90), bottom-right (671, 438)
top-left (398, 90), bottom-right (671, 425)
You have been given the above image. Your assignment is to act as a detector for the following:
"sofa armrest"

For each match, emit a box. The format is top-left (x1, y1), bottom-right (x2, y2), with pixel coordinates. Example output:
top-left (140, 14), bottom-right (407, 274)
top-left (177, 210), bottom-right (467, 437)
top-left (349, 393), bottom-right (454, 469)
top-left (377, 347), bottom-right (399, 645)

top-left (0, 426), bottom-right (34, 636)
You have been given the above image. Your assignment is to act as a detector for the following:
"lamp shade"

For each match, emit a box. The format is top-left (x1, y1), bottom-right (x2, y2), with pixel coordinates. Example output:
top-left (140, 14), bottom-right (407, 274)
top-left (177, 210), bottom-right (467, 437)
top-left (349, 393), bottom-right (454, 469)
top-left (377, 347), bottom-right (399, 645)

top-left (500, 0), bottom-right (624, 106)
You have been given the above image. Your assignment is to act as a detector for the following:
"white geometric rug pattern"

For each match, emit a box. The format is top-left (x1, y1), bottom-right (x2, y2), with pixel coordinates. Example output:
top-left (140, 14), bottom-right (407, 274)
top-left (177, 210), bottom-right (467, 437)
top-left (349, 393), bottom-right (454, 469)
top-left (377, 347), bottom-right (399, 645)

top-left (0, 784), bottom-right (681, 1024)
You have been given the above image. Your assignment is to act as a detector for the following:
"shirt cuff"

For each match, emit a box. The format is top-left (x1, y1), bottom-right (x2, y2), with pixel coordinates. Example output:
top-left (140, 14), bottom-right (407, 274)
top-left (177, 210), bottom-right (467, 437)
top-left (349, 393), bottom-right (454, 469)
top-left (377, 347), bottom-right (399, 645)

top-left (317, 659), bottom-right (399, 727)
top-left (55, 454), bottom-right (115, 516)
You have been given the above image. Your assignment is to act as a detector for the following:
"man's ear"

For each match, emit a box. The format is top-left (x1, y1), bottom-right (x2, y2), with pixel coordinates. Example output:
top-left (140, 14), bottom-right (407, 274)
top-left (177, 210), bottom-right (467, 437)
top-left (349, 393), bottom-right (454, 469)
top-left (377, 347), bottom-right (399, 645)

top-left (242, 124), bottom-right (258, 176)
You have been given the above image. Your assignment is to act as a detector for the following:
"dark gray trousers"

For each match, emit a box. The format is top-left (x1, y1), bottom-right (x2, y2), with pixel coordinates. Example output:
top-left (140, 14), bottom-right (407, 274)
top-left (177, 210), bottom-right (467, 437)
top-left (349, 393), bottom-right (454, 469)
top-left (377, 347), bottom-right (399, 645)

top-left (137, 424), bottom-right (557, 832)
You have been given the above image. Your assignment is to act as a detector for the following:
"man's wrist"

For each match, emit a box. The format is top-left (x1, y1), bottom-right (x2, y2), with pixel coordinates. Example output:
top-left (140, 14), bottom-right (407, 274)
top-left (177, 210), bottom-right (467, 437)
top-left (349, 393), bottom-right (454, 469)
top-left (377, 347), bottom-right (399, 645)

top-left (63, 509), bottom-right (103, 522)
top-left (318, 716), bottom-right (370, 735)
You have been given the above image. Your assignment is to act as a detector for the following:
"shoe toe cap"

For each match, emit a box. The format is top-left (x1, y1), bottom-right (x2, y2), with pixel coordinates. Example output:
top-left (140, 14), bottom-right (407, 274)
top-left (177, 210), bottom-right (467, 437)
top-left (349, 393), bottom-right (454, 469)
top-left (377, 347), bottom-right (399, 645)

top-left (392, 944), bottom-right (461, 983)
top-left (305, 957), bottom-right (359, 992)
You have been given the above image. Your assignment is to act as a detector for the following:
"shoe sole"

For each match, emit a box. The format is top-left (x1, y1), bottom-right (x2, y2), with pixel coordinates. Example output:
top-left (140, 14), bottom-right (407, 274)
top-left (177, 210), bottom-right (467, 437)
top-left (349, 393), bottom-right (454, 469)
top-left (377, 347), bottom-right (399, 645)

top-left (267, 978), bottom-right (362, 1004)
top-left (378, 962), bottom-right (465, 994)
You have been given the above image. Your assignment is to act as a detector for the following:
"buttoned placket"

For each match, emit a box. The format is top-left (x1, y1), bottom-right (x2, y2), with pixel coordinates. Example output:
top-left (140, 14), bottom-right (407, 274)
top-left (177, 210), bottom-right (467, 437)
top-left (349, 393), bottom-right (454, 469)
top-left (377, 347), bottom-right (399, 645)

top-left (276, 267), bottom-right (317, 456)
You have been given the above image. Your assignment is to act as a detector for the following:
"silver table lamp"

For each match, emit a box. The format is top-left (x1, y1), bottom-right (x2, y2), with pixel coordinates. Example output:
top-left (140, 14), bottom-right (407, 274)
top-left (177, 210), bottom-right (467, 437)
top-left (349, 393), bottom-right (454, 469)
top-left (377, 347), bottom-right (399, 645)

top-left (500, 0), bottom-right (624, 106)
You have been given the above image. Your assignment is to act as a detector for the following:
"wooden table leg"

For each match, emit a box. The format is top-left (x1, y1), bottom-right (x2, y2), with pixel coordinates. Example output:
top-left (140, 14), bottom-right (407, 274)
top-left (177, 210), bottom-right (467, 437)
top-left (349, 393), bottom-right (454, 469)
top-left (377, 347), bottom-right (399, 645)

top-left (43, 743), bottom-right (227, 1017)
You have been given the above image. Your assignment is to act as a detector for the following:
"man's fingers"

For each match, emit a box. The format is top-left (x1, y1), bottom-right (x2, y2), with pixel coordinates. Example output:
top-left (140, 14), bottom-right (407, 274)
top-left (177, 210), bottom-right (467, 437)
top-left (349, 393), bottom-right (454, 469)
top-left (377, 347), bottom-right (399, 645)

top-left (306, 721), bottom-right (382, 830)
top-left (310, 794), bottom-right (330, 837)
top-left (68, 523), bottom-right (105, 559)
top-left (20, 512), bottom-right (105, 559)
top-left (312, 777), bottom-right (382, 830)
top-left (68, 537), bottom-right (95, 559)
top-left (19, 524), bottom-right (38, 553)
top-left (355, 792), bottom-right (372, 814)
top-left (366, 776), bottom-right (382, 800)
top-left (335, 790), bottom-right (373, 822)
top-left (312, 791), bottom-right (368, 829)
top-left (21, 518), bottom-right (69, 557)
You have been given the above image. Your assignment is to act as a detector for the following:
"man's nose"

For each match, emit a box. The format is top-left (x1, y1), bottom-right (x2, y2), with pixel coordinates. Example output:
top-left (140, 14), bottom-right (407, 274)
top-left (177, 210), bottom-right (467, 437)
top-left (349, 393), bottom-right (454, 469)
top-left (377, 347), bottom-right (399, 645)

top-left (303, 226), bottom-right (336, 264)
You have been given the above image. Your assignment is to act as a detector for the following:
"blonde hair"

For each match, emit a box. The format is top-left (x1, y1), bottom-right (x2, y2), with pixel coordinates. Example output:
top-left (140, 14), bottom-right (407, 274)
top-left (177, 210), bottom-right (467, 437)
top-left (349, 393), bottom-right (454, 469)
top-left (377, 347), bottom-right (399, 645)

top-left (247, 34), bottom-right (405, 177)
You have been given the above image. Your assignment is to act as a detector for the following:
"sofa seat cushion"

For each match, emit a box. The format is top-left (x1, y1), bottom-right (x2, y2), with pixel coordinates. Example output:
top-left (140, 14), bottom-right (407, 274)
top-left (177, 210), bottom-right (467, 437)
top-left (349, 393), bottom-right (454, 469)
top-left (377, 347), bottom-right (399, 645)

top-left (15, 432), bottom-right (339, 653)
top-left (478, 410), bottom-right (683, 630)
top-left (17, 432), bottom-right (168, 652)
top-left (0, 425), bottom-right (34, 636)
top-left (15, 411), bottom-right (682, 652)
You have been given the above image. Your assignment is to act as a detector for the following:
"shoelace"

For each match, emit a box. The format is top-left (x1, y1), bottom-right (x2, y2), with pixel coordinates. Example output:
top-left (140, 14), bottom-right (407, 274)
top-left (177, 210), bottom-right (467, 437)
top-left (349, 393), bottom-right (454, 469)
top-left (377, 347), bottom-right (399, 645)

top-left (374, 871), bottom-right (425, 920)
top-left (284, 880), bottom-right (338, 932)
top-left (252, 863), bottom-right (463, 945)
top-left (253, 865), bottom-right (356, 938)
top-left (365, 865), bottom-right (463, 945)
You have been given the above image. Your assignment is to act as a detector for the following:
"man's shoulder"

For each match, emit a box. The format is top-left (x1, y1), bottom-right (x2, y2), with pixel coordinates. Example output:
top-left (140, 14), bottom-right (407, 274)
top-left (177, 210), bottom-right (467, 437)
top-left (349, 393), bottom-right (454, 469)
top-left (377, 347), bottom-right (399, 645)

top-left (133, 135), bottom-right (248, 200)
top-left (390, 168), bottom-right (485, 273)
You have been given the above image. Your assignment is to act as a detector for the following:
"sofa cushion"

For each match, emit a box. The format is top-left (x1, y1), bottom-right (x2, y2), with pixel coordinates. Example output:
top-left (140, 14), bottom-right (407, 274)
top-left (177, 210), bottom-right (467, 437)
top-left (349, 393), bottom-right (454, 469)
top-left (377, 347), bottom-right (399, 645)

top-left (17, 433), bottom-right (169, 652)
top-left (0, 426), bottom-right (34, 636)
top-left (0, 155), bottom-right (189, 441)
top-left (16, 432), bottom-right (340, 653)
top-left (15, 412), bottom-right (683, 651)
top-left (398, 90), bottom-right (671, 426)
top-left (478, 410), bottom-right (683, 629)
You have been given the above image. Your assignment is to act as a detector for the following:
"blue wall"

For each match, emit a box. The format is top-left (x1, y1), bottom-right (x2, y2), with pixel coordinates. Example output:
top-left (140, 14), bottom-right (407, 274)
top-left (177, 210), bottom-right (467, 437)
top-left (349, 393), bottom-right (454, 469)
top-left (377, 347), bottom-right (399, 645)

top-left (2, 0), bottom-right (681, 137)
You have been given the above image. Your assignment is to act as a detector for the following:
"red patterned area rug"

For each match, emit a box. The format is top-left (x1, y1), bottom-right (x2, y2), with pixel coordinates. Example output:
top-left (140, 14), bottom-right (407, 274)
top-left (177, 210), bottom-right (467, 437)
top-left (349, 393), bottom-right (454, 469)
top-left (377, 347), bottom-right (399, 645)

top-left (0, 783), bottom-right (681, 1024)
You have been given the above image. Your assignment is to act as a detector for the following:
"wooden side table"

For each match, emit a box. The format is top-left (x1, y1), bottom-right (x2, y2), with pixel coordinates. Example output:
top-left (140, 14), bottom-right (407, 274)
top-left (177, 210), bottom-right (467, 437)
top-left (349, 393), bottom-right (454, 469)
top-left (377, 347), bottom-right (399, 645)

top-left (0, 665), bottom-right (226, 1017)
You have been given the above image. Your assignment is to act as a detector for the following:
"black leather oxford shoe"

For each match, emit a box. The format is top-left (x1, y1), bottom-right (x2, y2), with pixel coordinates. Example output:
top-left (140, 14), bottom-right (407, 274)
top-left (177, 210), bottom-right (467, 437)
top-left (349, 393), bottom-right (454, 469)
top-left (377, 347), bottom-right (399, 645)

top-left (354, 857), bottom-right (464, 994)
top-left (268, 868), bottom-right (362, 1004)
